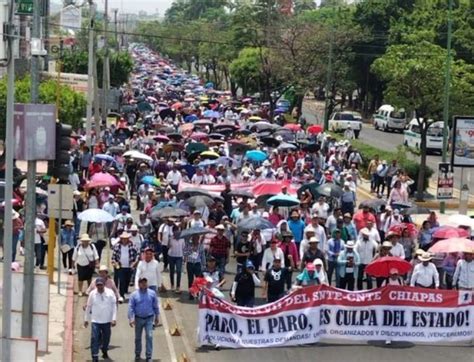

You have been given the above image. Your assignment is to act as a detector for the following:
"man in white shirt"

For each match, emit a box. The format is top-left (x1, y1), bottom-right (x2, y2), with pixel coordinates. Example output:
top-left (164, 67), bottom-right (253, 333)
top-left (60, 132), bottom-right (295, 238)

top-left (84, 278), bottom-right (117, 362)
top-left (191, 168), bottom-right (206, 185)
top-left (453, 251), bottom-right (474, 290)
top-left (135, 248), bottom-right (164, 292)
top-left (410, 253), bottom-right (440, 288)
top-left (359, 222), bottom-right (381, 244)
top-left (304, 214), bottom-right (327, 253)
top-left (158, 218), bottom-right (174, 271)
top-left (166, 163), bottom-right (182, 191)
top-left (355, 233), bottom-right (378, 290)
top-left (129, 224), bottom-right (144, 251)
top-left (102, 195), bottom-right (119, 217)
top-left (388, 233), bottom-right (405, 259)
top-left (312, 197), bottom-right (330, 220)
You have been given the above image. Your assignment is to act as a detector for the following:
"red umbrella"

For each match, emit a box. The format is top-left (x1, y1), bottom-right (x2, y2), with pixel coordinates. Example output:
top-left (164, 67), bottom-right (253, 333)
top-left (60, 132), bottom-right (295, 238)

top-left (86, 172), bottom-right (121, 189)
top-left (190, 132), bottom-right (209, 141)
top-left (307, 125), bottom-right (323, 134)
top-left (153, 135), bottom-right (170, 143)
top-left (366, 256), bottom-right (412, 278)
top-left (171, 102), bottom-right (183, 110)
top-left (389, 223), bottom-right (418, 237)
top-left (283, 123), bottom-right (301, 132)
top-left (429, 238), bottom-right (474, 254)
top-left (432, 226), bottom-right (469, 239)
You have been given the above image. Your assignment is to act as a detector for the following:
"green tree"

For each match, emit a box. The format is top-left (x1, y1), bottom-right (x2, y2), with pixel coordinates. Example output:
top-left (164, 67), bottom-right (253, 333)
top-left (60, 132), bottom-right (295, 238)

top-left (372, 41), bottom-right (474, 200)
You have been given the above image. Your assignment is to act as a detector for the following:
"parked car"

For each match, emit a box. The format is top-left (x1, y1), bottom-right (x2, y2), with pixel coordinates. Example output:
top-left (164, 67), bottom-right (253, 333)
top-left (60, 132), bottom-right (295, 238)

top-left (328, 111), bottom-right (363, 138)
top-left (373, 104), bottom-right (406, 132)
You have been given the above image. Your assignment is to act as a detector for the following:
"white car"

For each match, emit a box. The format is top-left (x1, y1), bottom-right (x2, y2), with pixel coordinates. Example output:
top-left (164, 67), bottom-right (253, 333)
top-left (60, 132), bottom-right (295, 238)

top-left (328, 112), bottom-right (362, 138)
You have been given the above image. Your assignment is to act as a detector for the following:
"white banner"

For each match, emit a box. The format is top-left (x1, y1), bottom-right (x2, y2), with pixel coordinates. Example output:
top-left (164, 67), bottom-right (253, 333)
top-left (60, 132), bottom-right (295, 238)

top-left (198, 285), bottom-right (474, 348)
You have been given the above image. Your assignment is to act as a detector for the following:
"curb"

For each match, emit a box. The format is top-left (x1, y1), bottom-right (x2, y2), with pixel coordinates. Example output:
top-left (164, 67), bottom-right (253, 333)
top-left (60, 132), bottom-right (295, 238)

top-left (63, 274), bottom-right (75, 362)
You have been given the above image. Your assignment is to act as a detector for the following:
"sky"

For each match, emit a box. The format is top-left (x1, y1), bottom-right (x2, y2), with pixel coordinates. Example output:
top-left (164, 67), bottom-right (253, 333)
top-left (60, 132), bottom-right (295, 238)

top-left (106, 0), bottom-right (174, 15)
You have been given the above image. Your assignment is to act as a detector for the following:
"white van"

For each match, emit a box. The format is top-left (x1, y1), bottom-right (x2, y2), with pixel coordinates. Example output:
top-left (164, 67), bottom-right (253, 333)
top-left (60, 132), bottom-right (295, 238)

top-left (373, 105), bottom-right (406, 132)
top-left (403, 119), bottom-right (445, 154)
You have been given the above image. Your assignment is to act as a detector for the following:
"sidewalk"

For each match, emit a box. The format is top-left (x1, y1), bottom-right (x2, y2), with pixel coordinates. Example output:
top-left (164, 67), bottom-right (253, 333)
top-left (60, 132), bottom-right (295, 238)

top-left (0, 261), bottom-right (74, 362)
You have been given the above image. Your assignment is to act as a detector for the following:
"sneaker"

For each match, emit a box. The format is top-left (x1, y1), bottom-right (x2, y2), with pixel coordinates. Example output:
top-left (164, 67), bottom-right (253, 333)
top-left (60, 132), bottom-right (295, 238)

top-left (102, 351), bottom-right (109, 359)
top-left (68, 269), bottom-right (73, 275)
top-left (175, 288), bottom-right (181, 294)
top-left (385, 340), bottom-right (392, 345)
top-left (118, 297), bottom-right (124, 303)
top-left (135, 356), bottom-right (141, 361)
top-left (78, 291), bottom-right (83, 297)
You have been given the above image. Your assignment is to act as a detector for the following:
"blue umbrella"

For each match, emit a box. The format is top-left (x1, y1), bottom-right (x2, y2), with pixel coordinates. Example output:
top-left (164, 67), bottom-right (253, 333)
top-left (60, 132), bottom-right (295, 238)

top-left (203, 110), bottom-right (220, 119)
top-left (141, 175), bottom-right (161, 187)
top-left (184, 114), bottom-right (198, 122)
top-left (267, 194), bottom-right (300, 208)
top-left (94, 154), bottom-right (115, 163)
top-left (245, 150), bottom-right (267, 162)
top-left (274, 108), bottom-right (287, 114)
top-left (205, 82), bottom-right (214, 89)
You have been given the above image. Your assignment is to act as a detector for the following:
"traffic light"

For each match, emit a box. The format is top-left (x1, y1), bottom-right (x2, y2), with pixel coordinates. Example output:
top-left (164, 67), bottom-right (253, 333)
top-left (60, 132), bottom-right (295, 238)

top-left (48, 123), bottom-right (72, 182)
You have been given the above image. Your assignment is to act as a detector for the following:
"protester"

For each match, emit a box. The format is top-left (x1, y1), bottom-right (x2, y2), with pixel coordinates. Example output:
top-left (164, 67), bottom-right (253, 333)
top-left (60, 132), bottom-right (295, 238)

top-left (135, 247), bottom-right (164, 293)
top-left (410, 253), bottom-right (440, 289)
top-left (84, 277), bottom-right (117, 362)
top-left (168, 225), bottom-right (185, 293)
top-left (60, 220), bottom-right (76, 274)
top-left (294, 262), bottom-right (320, 287)
top-left (262, 258), bottom-right (288, 303)
top-left (87, 265), bottom-right (120, 300)
top-left (452, 251), bottom-right (474, 290)
top-left (73, 233), bottom-right (99, 297)
top-left (231, 260), bottom-right (261, 307)
top-left (337, 240), bottom-right (360, 291)
top-left (112, 232), bottom-right (139, 302)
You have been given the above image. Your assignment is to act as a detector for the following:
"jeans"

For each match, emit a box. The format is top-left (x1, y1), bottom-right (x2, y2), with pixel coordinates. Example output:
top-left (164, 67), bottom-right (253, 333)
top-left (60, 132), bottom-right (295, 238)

top-left (135, 316), bottom-right (154, 359)
top-left (114, 267), bottom-right (132, 298)
top-left (161, 245), bottom-right (169, 269)
top-left (35, 243), bottom-right (45, 267)
top-left (370, 173), bottom-right (377, 191)
top-left (186, 262), bottom-right (202, 288)
top-left (357, 264), bottom-right (372, 290)
top-left (327, 261), bottom-right (339, 287)
top-left (340, 272), bottom-right (355, 291)
top-left (12, 233), bottom-right (20, 262)
top-left (91, 322), bottom-right (111, 359)
top-left (211, 255), bottom-right (227, 276)
top-left (168, 256), bottom-right (183, 288)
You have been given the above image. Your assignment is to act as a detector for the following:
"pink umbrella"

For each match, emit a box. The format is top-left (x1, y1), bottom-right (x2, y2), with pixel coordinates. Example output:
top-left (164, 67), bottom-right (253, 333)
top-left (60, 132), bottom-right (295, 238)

top-left (429, 238), bottom-right (474, 254)
top-left (86, 172), bottom-right (121, 190)
top-left (283, 123), bottom-right (301, 132)
top-left (153, 135), bottom-right (170, 143)
top-left (190, 132), bottom-right (209, 141)
top-left (432, 226), bottom-right (469, 239)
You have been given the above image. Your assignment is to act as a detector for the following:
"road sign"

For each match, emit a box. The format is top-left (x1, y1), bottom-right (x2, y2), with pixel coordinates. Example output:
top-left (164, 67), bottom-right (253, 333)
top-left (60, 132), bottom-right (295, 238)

top-left (13, 104), bottom-right (56, 161)
top-left (436, 163), bottom-right (454, 200)
top-left (48, 184), bottom-right (74, 220)
top-left (15, 0), bottom-right (33, 15)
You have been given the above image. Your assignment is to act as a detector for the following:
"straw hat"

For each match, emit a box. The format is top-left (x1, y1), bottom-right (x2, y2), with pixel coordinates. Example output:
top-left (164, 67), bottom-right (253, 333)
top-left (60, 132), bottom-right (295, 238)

top-left (119, 232), bottom-right (130, 239)
top-left (64, 220), bottom-right (74, 227)
top-left (99, 265), bottom-right (109, 272)
top-left (79, 233), bottom-right (91, 242)
top-left (419, 252), bottom-right (433, 262)
top-left (382, 241), bottom-right (392, 248)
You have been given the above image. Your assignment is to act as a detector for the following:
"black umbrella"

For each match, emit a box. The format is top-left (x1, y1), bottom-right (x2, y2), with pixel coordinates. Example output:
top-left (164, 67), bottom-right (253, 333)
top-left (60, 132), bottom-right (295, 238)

top-left (401, 206), bottom-right (431, 215)
top-left (214, 123), bottom-right (238, 131)
top-left (178, 227), bottom-right (216, 239)
top-left (302, 143), bottom-right (319, 153)
top-left (176, 187), bottom-right (213, 200)
top-left (159, 108), bottom-right (176, 119)
top-left (168, 133), bottom-right (184, 141)
top-left (108, 146), bottom-right (125, 154)
top-left (150, 207), bottom-right (189, 220)
top-left (255, 194), bottom-right (273, 208)
top-left (208, 133), bottom-right (225, 140)
top-left (392, 201), bottom-right (413, 210)
top-left (229, 189), bottom-right (254, 198)
top-left (184, 195), bottom-right (215, 208)
top-left (237, 217), bottom-right (275, 231)
top-left (260, 137), bottom-right (280, 148)
top-left (316, 183), bottom-right (343, 198)
top-left (137, 102), bottom-right (153, 112)
top-left (297, 182), bottom-right (320, 198)
top-left (359, 199), bottom-right (387, 211)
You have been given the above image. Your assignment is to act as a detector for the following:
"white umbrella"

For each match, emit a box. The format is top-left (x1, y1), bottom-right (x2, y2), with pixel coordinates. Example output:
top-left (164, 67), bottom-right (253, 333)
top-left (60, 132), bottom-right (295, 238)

top-left (78, 208), bottom-right (115, 223)
top-left (447, 214), bottom-right (474, 228)
top-left (123, 150), bottom-right (153, 162)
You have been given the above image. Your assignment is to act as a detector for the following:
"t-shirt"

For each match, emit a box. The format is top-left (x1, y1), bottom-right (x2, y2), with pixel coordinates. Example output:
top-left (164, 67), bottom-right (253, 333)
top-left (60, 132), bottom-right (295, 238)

top-left (235, 241), bottom-right (254, 265)
top-left (235, 272), bottom-right (256, 299)
top-left (264, 267), bottom-right (287, 296)
top-left (120, 245), bottom-right (130, 267)
top-left (34, 218), bottom-right (46, 244)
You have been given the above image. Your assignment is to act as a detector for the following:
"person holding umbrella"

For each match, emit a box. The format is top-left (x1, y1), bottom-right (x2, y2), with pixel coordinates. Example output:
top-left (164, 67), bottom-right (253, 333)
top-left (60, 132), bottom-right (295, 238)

top-left (279, 231), bottom-right (299, 290)
top-left (410, 253), bottom-right (440, 289)
top-left (231, 260), bottom-right (261, 307)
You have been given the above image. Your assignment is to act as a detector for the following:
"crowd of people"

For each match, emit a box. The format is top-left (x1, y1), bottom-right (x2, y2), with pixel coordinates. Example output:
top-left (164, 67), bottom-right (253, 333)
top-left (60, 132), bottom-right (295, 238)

top-left (1, 43), bottom-right (473, 360)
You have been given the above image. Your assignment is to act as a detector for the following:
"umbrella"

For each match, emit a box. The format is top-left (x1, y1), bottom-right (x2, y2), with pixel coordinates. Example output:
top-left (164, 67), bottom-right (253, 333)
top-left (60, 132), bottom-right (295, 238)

top-left (365, 256), bottom-right (412, 278)
top-left (248, 116), bottom-right (262, 122)
top-left (388, 223), bottom-right (418, 237)
top-left (198, 159), bottom-right (217, 167)
top-left (176, 187), bottom-right (213, 200)
top-left (302, 143), bottom-right (319, 153)
top-left (307, 125), bottom-right (323, 134)
top-left (283, 124), bottom-right (301, 132)
top-left (297, 182), bottom-right (320, 198)
top-left (171, 102), bottom-right (183, 109)
top-left (156, 125), bottom-right (175, 134)
top-left (267, 194), bottom-right (300, 208)
top-left (200, 151), bottom-right (220, 160)
top-left (216, 156), bottom-right (238, 167)
top-left (401, 206), bottom-right (431, 216)
top-left (178, 227), bottom-right (216, 239)
top-left (150, 207), bottom-right (189, 220)
top-left (78, 208), bottom-right (115, 223)
top-left (245, 150), bottom-right (267, 162)
top-left (214, 123), bottom-right (238, 131)
top-left (194, 119), bottom-right (214, 127)
top-left (428, 238), bottom-right (474, 254)
top-left (142, 139), bottom-right (156, 146)
top-left (260, 137), bottom-right (281, 148)
top-left (190, 132), bottom-right (209, 141)
top-left (168, 133), bottom-right (184, 141)
top-left (278, 142), bottom-right (297, 151)
top-left (255, 194), bottom-right (273, 207)
top-left (123, 150), bottom-right (153, 162)
top-left (391, 201), bottom-right (412, 210)
top-left (432, 226), bottom-right (470, 239)
top-left (159, 108), bottom-right (176, 120)
top-left (141, 175), bottom-right (161, 187)
top-left (86, 172), bottom-right (121, 189)
top-left (184, 114), bottom-right (198, 122)
top-left (447, 214), bottom-right (474, 228)
top-left (94, 154), bottom-right (115, 163)
top-left (153, 135), bottom-right (170, 143)
top-left (184, 195), bottom-right (215, 208)
top-left (237, 217), bottom-right (275, 231)
top-left (208, 133), bottom-right (224, 140)
top-left (203, 110), bottom-right (220, 118)
top-left (315, 183), bottom-right (343, 198)
top-left (163, 142), bottom-right (184, 153)
top-left (137, 102), bottom-right (153, 112)
top-left (359, 199), bottom-right (387, 211)
top-left (108, 146), bottom-right (125, 154)
top-left (229, 189), bottom-right (254, 198)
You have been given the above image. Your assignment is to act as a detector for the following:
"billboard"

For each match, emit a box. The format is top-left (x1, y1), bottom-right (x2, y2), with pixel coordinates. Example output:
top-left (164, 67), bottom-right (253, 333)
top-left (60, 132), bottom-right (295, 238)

top-left (451, 116), bottom-right (474, 167)
top-left (436, 163), bottom-right (453, 199)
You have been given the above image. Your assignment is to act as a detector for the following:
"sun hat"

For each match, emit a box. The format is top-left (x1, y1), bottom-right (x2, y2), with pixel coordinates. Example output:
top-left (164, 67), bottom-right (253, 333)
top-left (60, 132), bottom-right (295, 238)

top-left (79, 233), bottom-right (91, 242)
top-left (419, 252), bottom-right (433, 262)
top-left (382, 241), bottom-right (393, 248)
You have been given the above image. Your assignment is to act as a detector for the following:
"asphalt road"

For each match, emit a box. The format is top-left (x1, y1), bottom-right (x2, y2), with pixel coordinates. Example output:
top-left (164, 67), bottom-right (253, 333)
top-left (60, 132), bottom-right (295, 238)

top-left (301, 99), bottom-right (473, 191)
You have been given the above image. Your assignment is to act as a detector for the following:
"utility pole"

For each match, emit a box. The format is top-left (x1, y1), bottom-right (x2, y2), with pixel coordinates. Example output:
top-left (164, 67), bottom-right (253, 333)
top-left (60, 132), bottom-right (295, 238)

top-left (440, 0), bottom-right (453, 214)
top-left (101, 0), bottom-right (110, 135)
top-left (2, 1), bottom-right (16, 359)
top-left (42, 0), bottom-right (49, 70)
top-left (22, 0), bottom-right (42, 337)
top-left (113, 8), bottom-right (119, 52)
top-left (86, 0), bottom-right (96, 147)
top-left (324, 29), bottom-right (334, 130)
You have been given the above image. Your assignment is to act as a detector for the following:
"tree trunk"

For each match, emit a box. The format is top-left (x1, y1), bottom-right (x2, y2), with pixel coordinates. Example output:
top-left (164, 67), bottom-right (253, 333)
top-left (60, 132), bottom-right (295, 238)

top-left (416, 122), bottom-right (428, 201)
top-left (294, 93), bottom-right (304, 118)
